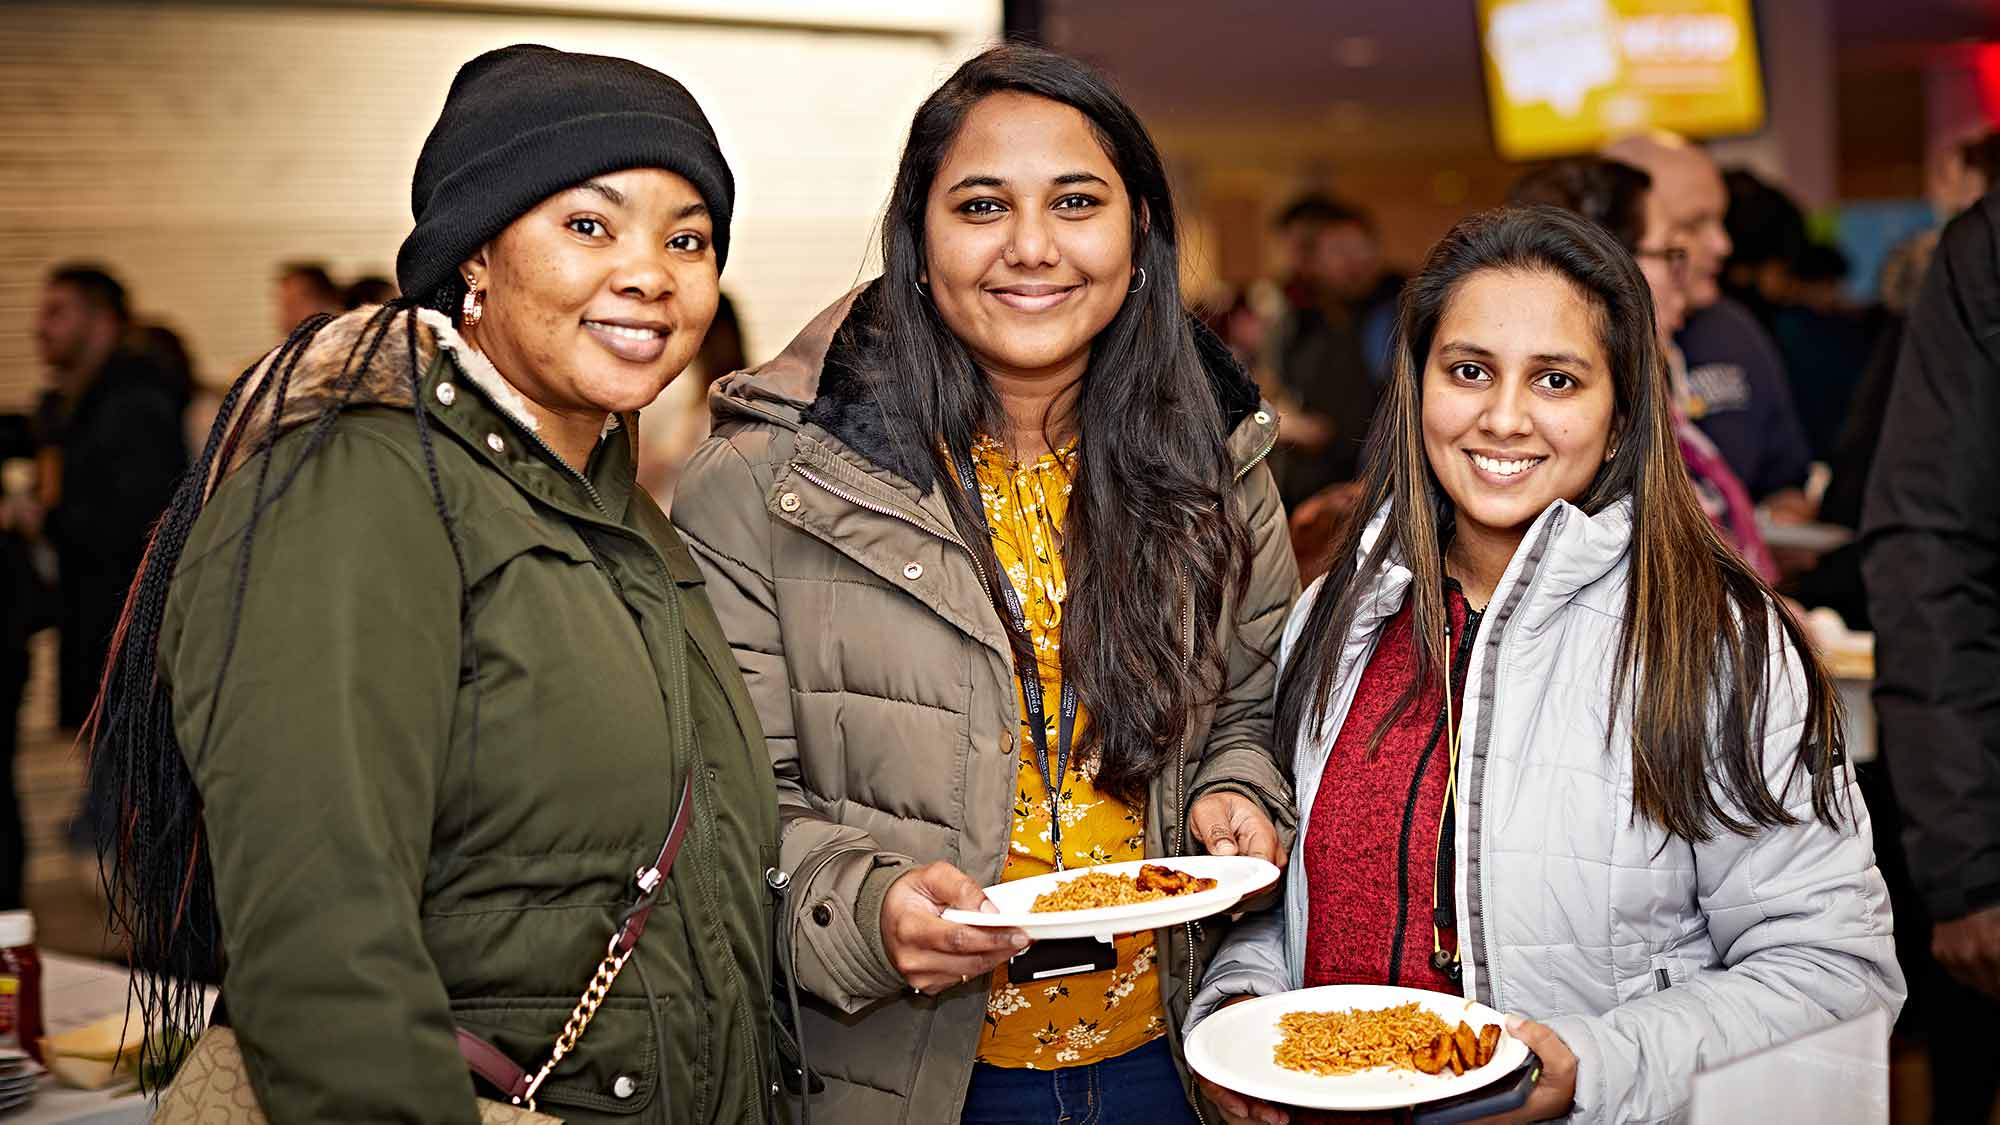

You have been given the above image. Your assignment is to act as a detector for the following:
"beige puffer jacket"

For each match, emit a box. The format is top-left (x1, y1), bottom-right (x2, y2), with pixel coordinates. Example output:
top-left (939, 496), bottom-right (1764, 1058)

top-left (671, 287), bottom-right (1300, 1123)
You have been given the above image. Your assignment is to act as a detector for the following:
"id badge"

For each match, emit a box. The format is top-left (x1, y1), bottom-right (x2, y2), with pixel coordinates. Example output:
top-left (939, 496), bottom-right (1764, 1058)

top-left (1006, 936), bottom-right (1117, 983)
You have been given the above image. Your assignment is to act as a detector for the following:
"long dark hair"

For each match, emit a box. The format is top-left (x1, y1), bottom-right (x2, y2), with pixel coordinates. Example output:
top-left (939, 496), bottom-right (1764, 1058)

top-left (860, 43), bottom-right (1252, 802)
top-left (1277, 206), bottom-right (1846, 840)
top-left (84, 299), bottom-right (472, 1079)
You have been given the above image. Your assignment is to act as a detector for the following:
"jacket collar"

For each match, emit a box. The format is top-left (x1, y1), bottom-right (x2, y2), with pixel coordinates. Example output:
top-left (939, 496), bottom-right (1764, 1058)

top-left (1343, 495), bottom-right (1635, 644)
top-left (711, 280), bottom-right (1277, 493)
top-left (211, 305), bottom-right (635, 525)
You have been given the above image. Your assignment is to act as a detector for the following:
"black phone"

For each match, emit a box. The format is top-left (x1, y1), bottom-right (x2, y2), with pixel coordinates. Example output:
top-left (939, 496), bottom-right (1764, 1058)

top-left (1407, 1050), bottom-right (1542, 1125)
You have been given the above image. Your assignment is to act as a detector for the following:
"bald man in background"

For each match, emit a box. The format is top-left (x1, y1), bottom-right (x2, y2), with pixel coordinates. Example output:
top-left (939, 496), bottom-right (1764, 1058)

top-left (1607, 133), bottom-right (1815, 525)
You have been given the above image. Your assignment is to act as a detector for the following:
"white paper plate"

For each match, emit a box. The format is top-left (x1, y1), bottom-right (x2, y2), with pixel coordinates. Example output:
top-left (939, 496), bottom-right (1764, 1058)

top-left (1184, 984), bottom-right (1526, 1111)
top-left (939, 855), bottom-right (1279, 940)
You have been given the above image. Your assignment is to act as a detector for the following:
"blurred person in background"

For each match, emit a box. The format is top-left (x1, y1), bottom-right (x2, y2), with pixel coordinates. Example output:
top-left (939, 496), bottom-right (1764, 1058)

top-left (273, 260), bottom-right (343, 335)
top-left (1863, 186), bottom-right (2000, 1125)
top-left (1265, 196), bottom-right (1388, 572)
top-left (1928, 131), bottom-right (2000, 223)
top-left (1198, 288), bottom-right (1268, 372)
top-left (635, 290), bottom-right (744, 508)
top-left (1607, 134), bottom-right (1815, 525)
top-left (1509, 156), bottom-right (1777, 583)
top-left (1265, 196), bottom-right (1384, 507)
top-left (343, 273), bottom-right (399, 310)
top-left (1721, 169), bottom-right (1869, 464)
top-left (133, 320), bottom-right (197, 411)
top-left (32, 264), bottom-right (186, 730)
top-left (0, 416), bottom-right (42, 911)
top-left (1193, 205), bottom-right (1900, 1125)
top-left (1719, 167), bottom-right (1808, 331)
top-left (1817, 232), bottom-right (1938, 552)
top-left (1771, 241), bottom-right (1871, 464)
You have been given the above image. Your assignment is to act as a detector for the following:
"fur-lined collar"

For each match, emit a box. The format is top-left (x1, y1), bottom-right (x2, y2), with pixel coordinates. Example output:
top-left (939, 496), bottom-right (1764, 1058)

top-left (212, 305), bottom-right (602, 482)
top-left (718, 281), bottom-right (1265, 494)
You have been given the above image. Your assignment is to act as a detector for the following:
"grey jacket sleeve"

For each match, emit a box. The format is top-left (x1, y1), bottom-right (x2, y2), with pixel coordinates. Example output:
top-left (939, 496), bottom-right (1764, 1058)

top-left (674, 434), bottom-right (915, 1013)
top-left (1187, 908), bottom-right (1290, 1029)
top-left (1546, 633), bottom-right (1906, 1125)
top-left (1189, 462), bottom-right (1301, 848)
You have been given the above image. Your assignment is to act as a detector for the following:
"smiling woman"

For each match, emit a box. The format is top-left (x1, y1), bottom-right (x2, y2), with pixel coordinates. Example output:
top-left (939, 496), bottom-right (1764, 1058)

top-left (672, 42), bottom-right (1301, 1125)
top-left (1189, 207), bottom-right (1903, 1125)
top-left (458, 169), bottom-right (720, 468)
top-left (86, 44), bottom-right (779, 1125)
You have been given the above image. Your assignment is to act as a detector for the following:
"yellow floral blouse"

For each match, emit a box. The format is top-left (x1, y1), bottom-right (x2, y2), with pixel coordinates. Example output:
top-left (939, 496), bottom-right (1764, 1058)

top-left (968, 434), bottom-right (1166, 1069)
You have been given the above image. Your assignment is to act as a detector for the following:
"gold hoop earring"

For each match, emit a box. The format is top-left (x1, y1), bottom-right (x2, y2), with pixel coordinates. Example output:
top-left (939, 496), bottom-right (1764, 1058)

top-left (461, 281), bottom-right (485, 327)
top-left (1128, 267), bottom-right (1148, 295)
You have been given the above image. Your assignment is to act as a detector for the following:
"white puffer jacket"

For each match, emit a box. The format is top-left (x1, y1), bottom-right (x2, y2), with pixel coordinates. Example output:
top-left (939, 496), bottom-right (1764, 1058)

top-left (1191, 498), bottom-right (1904, 1124)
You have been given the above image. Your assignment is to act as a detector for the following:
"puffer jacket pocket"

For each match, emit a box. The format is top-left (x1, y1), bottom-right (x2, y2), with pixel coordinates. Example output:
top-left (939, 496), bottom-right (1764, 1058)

top-left (452, 995), bottom-right (663, 1117)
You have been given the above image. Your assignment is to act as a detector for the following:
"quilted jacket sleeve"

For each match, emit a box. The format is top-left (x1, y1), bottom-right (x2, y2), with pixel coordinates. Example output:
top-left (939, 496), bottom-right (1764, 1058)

top-left (1188, 574), bottom-right (1329, 1030)
top-left (165, 426), bottom-right (479, 1124)
top-left (674, 433), bottom-right (915, 1013)
top-left (1189, 461), bottom-right (1301, 849)
top-left (1545, 631), bottom-right (1906, 1125)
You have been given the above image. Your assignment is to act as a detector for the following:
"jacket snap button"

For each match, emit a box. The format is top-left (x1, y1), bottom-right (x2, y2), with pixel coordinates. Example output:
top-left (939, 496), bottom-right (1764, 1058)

top-left (903, 562), bottom-right (924, 580)
top-left (779, 492), bottom-right (801, 513)
top-left (435, 383), bottom-right (456, 406)
top-left (613, 1075), bottom-right (637, 1099)
top-left (812, 901), bottom-right (834, 926)
top-left (485, 433), bottom-right (505, 454)
top-left (1253, 410), bottom-right (1271, 425)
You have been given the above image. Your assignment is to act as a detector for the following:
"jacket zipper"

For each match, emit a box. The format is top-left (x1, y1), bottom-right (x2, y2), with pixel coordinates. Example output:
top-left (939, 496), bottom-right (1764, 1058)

top-left (1387, 706), bottom-right (1451, 986)
top-left (1232, 423), bottom-right (1279, 486)
top-left (1467, 507), bottom-right (1563, 1006)
top-left (789, 463), bottom-right (992, 593)
top-left (446, 376), bottom-right (608, 516)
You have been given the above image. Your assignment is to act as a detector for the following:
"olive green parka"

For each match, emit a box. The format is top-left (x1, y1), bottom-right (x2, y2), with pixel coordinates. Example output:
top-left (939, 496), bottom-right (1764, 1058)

top-left (162, 307), bottom-right (778, 1123)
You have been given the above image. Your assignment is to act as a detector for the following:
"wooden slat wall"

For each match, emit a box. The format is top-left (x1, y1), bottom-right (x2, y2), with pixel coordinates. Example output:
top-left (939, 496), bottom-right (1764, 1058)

top-left (0, 1), bottom-right (998, 409)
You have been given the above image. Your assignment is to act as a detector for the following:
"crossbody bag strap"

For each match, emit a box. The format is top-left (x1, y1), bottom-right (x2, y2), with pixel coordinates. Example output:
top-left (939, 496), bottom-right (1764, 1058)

top-left (454, 772), bottom-right (697, 1111)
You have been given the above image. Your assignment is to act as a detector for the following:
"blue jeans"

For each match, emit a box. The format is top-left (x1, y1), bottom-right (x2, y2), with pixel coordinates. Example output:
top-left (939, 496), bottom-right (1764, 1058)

top-left (960, 1037), bottom-right (1200, 1125)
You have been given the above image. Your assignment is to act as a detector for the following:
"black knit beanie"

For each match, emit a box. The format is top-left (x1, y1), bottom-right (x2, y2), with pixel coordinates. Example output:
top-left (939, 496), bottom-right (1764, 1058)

top-left (396, 44), bottom-right (735, 308)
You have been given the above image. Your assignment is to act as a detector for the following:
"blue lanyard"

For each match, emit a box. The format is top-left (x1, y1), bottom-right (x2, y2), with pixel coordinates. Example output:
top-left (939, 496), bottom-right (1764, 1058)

top-left (952, 446), bottom-right (1080, 870)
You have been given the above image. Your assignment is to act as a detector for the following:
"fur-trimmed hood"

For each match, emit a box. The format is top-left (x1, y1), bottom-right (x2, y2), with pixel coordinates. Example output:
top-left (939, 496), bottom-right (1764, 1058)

top-left (710, 281), bottom-right (1274, 492)
top-left (212, 305), bottom-right (543, 483)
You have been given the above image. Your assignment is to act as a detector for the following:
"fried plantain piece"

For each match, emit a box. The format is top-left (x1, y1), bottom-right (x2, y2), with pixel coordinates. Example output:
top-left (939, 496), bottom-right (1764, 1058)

top-left (1411, 1033), bottom-right (1449, 1075)
top-left (1134, 864), bottom-right (1218, 897)
top-left (1476, 1023), bottom-right (1501, 1066)
top-left (1454, 1022), bottom-right (1478, 1070)
top-left (1447, 1042), bottom-right (1465, 1076)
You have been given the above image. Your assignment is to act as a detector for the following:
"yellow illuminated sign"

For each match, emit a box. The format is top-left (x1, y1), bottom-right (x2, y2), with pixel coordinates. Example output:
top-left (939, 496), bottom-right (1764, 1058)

top-left (1478, 0), bottom-right (1765, 160)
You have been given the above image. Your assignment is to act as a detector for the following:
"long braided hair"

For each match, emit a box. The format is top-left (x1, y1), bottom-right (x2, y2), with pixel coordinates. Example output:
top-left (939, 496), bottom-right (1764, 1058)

top-left (83, 297), bottom-right (475, 1081)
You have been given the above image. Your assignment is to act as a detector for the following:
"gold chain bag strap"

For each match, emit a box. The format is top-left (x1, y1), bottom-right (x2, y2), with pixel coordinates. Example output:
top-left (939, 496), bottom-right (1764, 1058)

top-left (157, 773), bottom-right (695, 1120)
top-left (469, 772), bottom-right (698, 1112)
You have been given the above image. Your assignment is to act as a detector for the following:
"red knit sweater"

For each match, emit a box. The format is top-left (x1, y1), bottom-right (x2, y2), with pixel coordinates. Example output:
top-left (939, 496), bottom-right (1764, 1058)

top-left (1302, 584), bottom-right (1475, 994)
top-left (1294, 586), bottom-right (1474, 1124)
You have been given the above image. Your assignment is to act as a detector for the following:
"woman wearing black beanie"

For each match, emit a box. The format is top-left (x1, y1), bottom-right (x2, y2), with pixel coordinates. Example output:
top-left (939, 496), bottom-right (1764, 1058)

top-left (89, 45), bottom-right (778, 1124)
